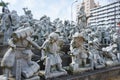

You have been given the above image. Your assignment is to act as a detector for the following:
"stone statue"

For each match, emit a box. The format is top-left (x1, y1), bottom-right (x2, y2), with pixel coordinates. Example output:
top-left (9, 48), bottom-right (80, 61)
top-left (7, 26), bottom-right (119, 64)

top-left (115, 27), bottom-right (120, 54)
top-left (40, 32), bottom-right (67, 79)
top-left (23, 8), bottom-right (33, 20)
top-left (77, 5), bottom-right (87, 31)
top-left (63, 20), bottom-right (71, 43)
top-left (0, 7), bottom-right (12, 44)
top-left (101, 27), bottom-right (111, 45)
top-left (84, 28), bottom-right (92, 41)
top-left (95, 27), bottom-right (102, 43)
top-left (53, 18), bottom-right (60, 28)
top-left (102, 41), bottom-right (118, 66)
top-left (1, 4), bottom-right (120, 79)
top-left (88, 41), bottom-right (105, 70)
top-left (68, 21), bottom-right (77, 41)
top-left (19, 15), bottom-right (30, 27)
top-left (0, 7), bottom-right (10, 32)
top-left (10, 10), bottom-right (20, 30)
top-left (69, 32), bottom-right (91, 73)
top-left (1, 27), bottom-right (41, 80)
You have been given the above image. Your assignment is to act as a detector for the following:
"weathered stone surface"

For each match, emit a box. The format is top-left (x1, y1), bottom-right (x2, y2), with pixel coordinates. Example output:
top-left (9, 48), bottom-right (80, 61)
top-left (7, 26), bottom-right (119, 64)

top-left (24, 76), bottom-right (40, 80)
top-left (39, 70), bottom-right (67, 79)
top-left (40, 32), bottom-right (67, 78)
top-left (1, 27), bottom-right (41, 80)
top-left (54, 66), bottom-right (120, 80)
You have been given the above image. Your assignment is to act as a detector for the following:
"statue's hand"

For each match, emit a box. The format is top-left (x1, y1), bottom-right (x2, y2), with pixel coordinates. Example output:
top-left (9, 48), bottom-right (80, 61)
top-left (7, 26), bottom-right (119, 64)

top-left (11, 45), bottom-right (16, 49)
top-left (41, 56), bottom-right (47, 60)
top-left (28, 61), bottom-right (34, 66)
top-left (38, 47), bottom-right (42, 50)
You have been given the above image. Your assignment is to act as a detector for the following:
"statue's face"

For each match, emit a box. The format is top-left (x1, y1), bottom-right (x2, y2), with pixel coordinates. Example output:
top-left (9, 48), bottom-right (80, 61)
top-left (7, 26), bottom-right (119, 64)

top-left (12, 35), bottom-right (18, 42)
top-left (49, 35), bottom-right (58, 43)
top-left (49, 37), bottom-right (55, 43)
top-left (3, 7), bottom-right (9, 13)
top-left (89, 45), bottom-right (93, 49)
top-left (74, 37), bottom-right (79, 42)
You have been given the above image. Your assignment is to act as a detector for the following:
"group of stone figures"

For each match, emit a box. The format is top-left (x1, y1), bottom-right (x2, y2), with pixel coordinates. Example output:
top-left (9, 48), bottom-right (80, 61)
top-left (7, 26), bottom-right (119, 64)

top-left (0, 6), bottom-right (78, 46)
top-left (0, 4), bottom-right (120, 80)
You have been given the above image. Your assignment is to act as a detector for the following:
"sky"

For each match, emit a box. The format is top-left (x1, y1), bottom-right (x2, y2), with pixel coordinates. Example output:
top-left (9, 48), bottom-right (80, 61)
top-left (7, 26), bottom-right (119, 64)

top-left (2, 0), bottom-right (109, 21)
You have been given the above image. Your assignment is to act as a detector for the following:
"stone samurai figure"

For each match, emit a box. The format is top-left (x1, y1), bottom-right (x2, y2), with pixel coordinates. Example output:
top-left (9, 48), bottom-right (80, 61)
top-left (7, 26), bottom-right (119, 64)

top-left (40, 32), bottom-right (67, 79)
top-left (1, 27), bottom-right (41, 80)
top-left (69, 32), bottom-right (88, 73)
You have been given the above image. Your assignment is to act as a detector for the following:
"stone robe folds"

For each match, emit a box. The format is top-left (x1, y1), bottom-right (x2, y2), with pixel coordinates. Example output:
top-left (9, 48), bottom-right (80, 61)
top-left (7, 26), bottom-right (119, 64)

top-left (42, 40), bottom-right (62, 66)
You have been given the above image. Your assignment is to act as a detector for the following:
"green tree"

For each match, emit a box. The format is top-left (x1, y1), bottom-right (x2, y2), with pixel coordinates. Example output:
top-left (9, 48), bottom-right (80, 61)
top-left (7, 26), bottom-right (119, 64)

top-left (0, 0), bottom-right (9, 7)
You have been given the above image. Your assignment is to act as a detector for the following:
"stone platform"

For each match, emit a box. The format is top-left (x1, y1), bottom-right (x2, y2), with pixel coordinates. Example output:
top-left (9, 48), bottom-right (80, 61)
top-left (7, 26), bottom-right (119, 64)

top-left (39, 70), bottom-right (67, 79)
top-left (0, 45), bottom-right (120, 80)
top-left (52, 65), bottom-right (120, 80)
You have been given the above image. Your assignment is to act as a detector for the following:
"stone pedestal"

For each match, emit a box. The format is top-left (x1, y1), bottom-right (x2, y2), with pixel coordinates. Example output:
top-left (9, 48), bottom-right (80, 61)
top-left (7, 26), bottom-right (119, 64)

top-left (54, 66), bottom-right (120, 80)
top-left (39, 70), bottom-right (67, 79)
top-left (105, 61), bottom-right (119, 66)
top-left (95, 64), bottom-right (105, 69)
top-left (23, 76), bottom-right (40, 80)
top-left (3, 76), bottom-right (40, 80)
top-left (0, 75), bottom-right (7, 80)
top-left (69, 63), bottom-right (92, 74)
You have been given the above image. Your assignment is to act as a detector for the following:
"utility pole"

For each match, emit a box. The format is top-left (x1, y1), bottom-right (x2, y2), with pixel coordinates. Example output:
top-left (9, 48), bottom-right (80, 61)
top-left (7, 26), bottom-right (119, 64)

top-left (71, 0), bottom-right (78, 26)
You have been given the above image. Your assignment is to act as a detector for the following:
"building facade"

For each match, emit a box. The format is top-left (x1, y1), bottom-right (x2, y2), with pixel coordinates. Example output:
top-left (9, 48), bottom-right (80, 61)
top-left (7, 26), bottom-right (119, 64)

top-left (84, 0), bottom-right (99, 16)
top-left (76, 0), bottom-right (99, 23)
top-left (89, 1), bottom-right (120, 28)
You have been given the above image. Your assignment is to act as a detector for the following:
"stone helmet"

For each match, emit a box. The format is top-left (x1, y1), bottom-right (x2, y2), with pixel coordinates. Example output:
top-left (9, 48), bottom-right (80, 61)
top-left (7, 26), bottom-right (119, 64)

top-left (88, 41), bottom-right (93, 45)
top-left (113, 33), bottom-right (118, 42)
top-left (73, 32), bottom-right (80, 38)
top-left (85, 29), bottom-right (91, 33)
top-left (26, 10), bottom-right (31, 14)
top-left (12, 27), bottom-right (34, 39)
top-left (89, 32), bottom-right (96, 37)
top-left (23, 23), bottom-right (30, 27)
top-left (73, 32), bottom-right (85, 41)
top-left (2, 7), bottom-right (10, 13)
top-left (48, 32), bottom-right (59, 41)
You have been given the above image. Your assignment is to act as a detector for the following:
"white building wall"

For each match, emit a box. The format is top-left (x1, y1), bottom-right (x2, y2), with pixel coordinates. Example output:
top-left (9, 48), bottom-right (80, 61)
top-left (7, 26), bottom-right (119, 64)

top-left (89, 1), bottom-right (120, 28)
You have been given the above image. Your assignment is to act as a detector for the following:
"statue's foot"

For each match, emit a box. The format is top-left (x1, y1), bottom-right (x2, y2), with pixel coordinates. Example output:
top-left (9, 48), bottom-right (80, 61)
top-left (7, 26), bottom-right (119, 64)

top-left (58, 68), bottom-right (66, 72)
top-left (71, 62), bottom-right (76, 65)
top-left (45, 72), bottom-right (51, 75)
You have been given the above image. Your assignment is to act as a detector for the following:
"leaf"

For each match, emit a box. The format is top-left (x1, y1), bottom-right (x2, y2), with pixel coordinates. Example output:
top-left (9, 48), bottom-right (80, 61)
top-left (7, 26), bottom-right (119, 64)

top-left (0, 2), bottom-right (9, 7)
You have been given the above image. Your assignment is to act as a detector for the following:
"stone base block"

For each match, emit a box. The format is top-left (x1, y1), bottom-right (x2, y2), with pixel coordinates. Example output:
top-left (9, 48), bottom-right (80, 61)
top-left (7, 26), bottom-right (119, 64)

top-left (106, 61), bottom-right (120, 67)
top-left (39, 70), bottom-right (67, 79)
top-left (0, 75), bottom-right (7, 80)
top-left (24, 76), bottom-right (40, 80)
top-left (70, 67), bottom-right (92, 74)
top-left (95, 64), bottom-right (105, 69)
top-left (0, 75), bottom-right (40, 80)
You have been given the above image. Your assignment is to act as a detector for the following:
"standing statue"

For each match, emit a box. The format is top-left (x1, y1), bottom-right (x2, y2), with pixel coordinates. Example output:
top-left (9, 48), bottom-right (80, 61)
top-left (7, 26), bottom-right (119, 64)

top-left (69, 32), bottom-right (91, 73)
top-left (68, 21), bottom-right (78, 40)
top-left (64, 20), bottom-right (71, 43)
top-left (77, 5), bottom-right (87, 31)
top-left (19, 15), bottom-right (29, 26)
top-left (23, 8), bottom-right (34, 26)
top-left (53, 18), bottom-right (60, 28)
top-left (115, 27), bottom-right (120, 55)
top-left (0, 7), bottom-right (12, 44)
top-left (102, 41), bottom-right (119, 66)
top-left (23, 8), bottom-right (33, 20)
top-left (88, 41), bottom-right (105, 70)
top-left (77, 4), bottom-right (92, 31)
top-left (10, 10), bottom-right (20, 30)
top-left (1, 27), bottom-right (41, 80)
top-left (40, 32), bottom-right (67, 79)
